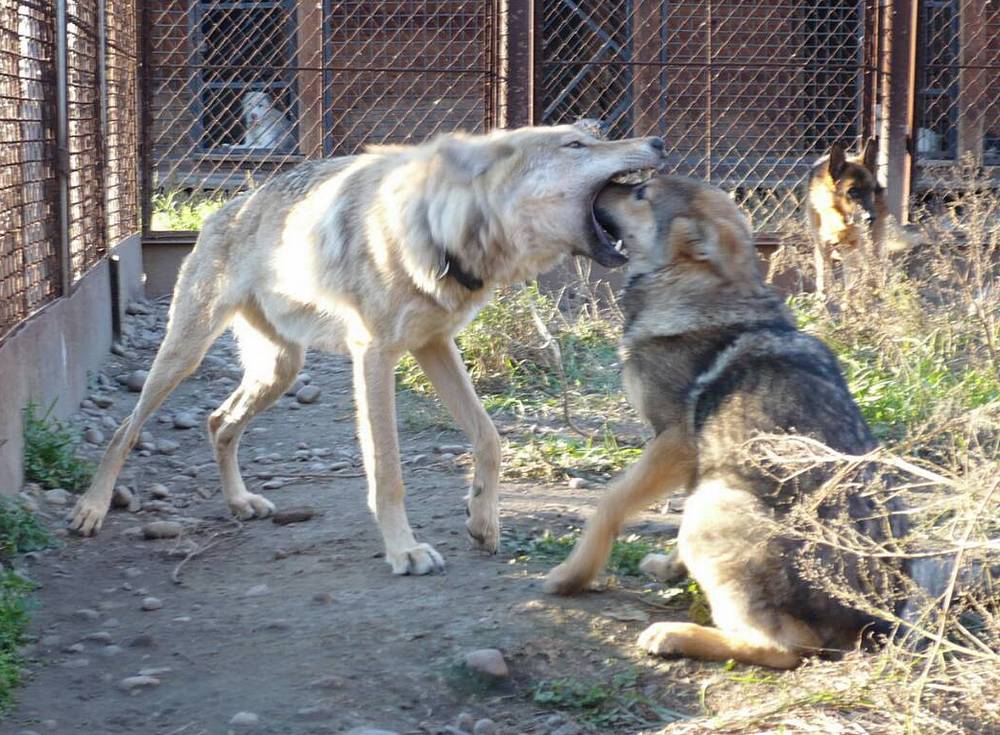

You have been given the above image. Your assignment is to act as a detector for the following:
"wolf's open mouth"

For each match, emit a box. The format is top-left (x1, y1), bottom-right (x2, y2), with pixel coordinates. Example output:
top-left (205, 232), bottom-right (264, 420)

top-left (583, 168), bottom-right (653, 268)
top-left (591, 204), bottom-right (626, 259)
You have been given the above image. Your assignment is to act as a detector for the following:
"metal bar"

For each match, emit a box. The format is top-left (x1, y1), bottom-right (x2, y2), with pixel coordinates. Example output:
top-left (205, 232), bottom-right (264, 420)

top-left (706, 0), bottom-right (713, 181)
top-left (139, 0), bottom-right (153, 234)
top-left (97, 0), bottom-right (108, 256)
top-left (881, 0), bottom-right (918, 222)
top-left (505, 0), bottom-right (532, 127)
top-left (55, 0), bottom-right (71, 297)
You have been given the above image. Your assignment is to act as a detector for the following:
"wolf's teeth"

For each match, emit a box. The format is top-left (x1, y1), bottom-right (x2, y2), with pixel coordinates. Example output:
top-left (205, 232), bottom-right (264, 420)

top-left (614, 239), bottom-right (624, 252)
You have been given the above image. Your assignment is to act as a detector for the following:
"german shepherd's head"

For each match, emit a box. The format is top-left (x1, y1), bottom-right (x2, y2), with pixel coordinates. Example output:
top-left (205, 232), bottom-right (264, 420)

top-left (593, 175), bottom-right (762, 293)
top-left (811, 139), bottom-right (883, 231)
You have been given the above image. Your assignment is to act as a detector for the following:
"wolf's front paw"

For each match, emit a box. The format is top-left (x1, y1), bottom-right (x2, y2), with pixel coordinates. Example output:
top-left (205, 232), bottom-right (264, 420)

top-left (68, 496), bottom-right (110, 536)
top-left (386, 543), bottom-right (446, 576)
top-left (543, 561), bottom-right (591, 596)
top-left (227, 492), bottom-right (275, 520)
top-left (637, 622), bottom-right (686, 656)
top-left (465, 495), bottom-right (500, 554)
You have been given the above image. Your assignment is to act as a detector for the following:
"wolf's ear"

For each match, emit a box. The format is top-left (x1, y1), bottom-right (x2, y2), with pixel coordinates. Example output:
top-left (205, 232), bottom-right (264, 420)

top-left (669, 216), bottom-right (718, 263)
top-left (573, 118), bottom-right (608, 139)
top-left (861, 136), bottom-right (879, 172)
top-left (438, 137), bottom-right (515, 181)
top-left (828, 143), bottom-right (847, 179)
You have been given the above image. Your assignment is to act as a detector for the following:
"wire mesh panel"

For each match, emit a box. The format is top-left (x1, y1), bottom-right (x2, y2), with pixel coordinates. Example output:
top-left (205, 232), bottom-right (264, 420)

top-left (0, 0), bottom-right (61, 339)
top-left (144, 0), bottom-right (496, 228)
top-left (916, 1), bottom-right (1000, 179)
top-left (540, 0), bottom-right (874, 231)
top-left (67, 0), bottom-right (105, 281)
top-left (105, 0), bottom-right (140, 244)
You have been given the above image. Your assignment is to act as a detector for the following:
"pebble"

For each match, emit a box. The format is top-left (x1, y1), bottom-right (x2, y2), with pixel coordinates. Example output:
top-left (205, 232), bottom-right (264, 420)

top-left (127, 634), bottom-right (156, 648)
top-left (551, 723), bottom-right (582, 735)
top-left (44, 488), bottom-right (71, 506)
top-left (110, 342), bottom-right (127, 356)
top-left (272, 506), bottom-right (315, 525)
top-left (567, 477), bottom-right (590, 489)
top-left (140, 596), bottom-right (163, 611)
top-left (74, 608), bottom-right (101, 622)
top-left (82, 631), bottom-right (113, 644)
top-left (101, 645), bottom-right (123, 657)
top-left (230, 712), bottom-right (259, 726)
top-left (296, 704), bottom-right (336, 721)
top-left (64, 642), bottom-right (85, 654)
top-left (156, 439), bottom-right (180, 455)
top-left (472, 720), bottom-right (496, 735)
top-left (343, 729), bottom-right (399, 735)
top-left (243, 584), bottom-right (270, 598)
top-left (124, 370), bottom-right (148, 392)
top-left (112, 485), bottom-right (140, 512)
top-left (284, 380), bottom-right (305, 397)
top-left (142, 521), bottom-right (183, 540)
top-left (118, 675), bottom-right (160, 692)
top-left (84, 427), bottom-right (105, 445)
top-left (464, 648), bottom-right (509, 678)
top-left (125, 300), bottom-right (152, 315)
top-left (91, 395), bottom-right (114, 408)
top-left (295, 385), bottom-right (322, 404)
top-left (455, 713), bottom-right (475, 732)
top-left (298, 372), bottom-right (312, 384)
top-left (172, 412), bottom-right (198, 430)
top-left (311, 591), bottom-right (333, 605)
top-left (100, 415), bottom-right (119, 432)
top-left (14, 730), bottom-right (42, 735)
top-left (261, 479), bottom-right (285, 490)
top-left (437, 444), bottom-right (467, 455)
top-left (149, 483), bottom-right (171, 499)
top-left (307, 674), bottom-right (344, 690)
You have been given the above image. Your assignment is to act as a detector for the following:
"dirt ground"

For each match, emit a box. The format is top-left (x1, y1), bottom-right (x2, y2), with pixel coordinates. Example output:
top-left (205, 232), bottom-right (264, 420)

top-left (4, 300), bottom-right (706, 735)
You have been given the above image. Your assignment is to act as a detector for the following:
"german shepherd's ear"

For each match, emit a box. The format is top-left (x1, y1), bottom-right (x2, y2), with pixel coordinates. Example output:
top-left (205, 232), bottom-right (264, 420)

top-left (861, 136), bottom-right (879, 173)
top-left (828, 143), bottom-right (847, 179)
top-left (438, 137), bottom-right (515, 182)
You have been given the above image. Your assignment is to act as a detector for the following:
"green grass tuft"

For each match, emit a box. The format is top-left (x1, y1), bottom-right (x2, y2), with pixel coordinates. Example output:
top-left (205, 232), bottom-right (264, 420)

top-left (0, 571), bottom-right (36, 713)
top-left (0, 500), bottom-right (49, 560)
top-left (23, 401), bottom-right (93, 492)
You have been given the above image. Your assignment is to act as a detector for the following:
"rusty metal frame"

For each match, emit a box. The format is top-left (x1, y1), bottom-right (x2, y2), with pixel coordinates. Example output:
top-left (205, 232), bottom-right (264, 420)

top-left (881, 0), bottom-right (919, 222)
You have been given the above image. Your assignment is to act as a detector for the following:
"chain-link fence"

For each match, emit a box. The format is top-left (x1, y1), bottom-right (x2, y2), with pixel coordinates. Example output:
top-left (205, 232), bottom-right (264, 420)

top-left (0, 0), bottom-right (139, 343)
top-left (144, 0), bottom-right (498, 229)
top-left (540, 0), bottom-right (876, 232)
top-left (915, 1), bottom-right (1000, 191)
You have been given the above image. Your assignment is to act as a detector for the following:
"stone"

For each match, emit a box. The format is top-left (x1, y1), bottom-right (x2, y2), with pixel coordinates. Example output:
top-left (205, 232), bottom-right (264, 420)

top-left (127, 634), bottom-right (156, 648)
top-left (156, 439), bottom-right (180, 455)
top-left (124, 370), bottom-right (148, 392)
top-left (142, 521), bottom-right (183, 540)
top-left (639, 552), bottom-right (685, 583)
top-left (298, 372), bottom-right (312, 384)
top-left (44, 488), bottom-right (71, 506)
top-left (272, 506), bottom-right (315, 525)
top-left (82, 631), bottom-right (113, 644)
top-left (83, 427), bottom-right (105, 445)
top-left (101, 645), bottom-right (123, 657)
top-left (551, 723), bottom-right (582, 735)
top-left (307, 675), bottom-right (344, 690)
top-left (172, 412), bottom-right (198, 430)
top-left (149, 483), bottom-right (171, 499)
top-left (125, 300), bottom-right (152, 315)
top-left (230, 712), bottom-right (259, 726)
top-left (100, 415), bottom-right (119, 432)
top-left (472, 719), bottom-right (496, 735)
top-left (91, 395), bottom-right (115, 409)
top-left (110, 342), bottom-right (127, 356)
top-left (343, 729), bottom-right (399, 735)
top-left (261, 479), bottom-right (285, 490)
top-left (295, 385), bottom-right (322, 404)
top-left (74, 608), bottom-right (100, 622)
top-left (140, 597), bottom-right (163, 611)
top-left (111, 485), bottom-right (134, 509)
top-left (312, 591), bottom-right (333, 605)
top-left (243, 584), bottom-right (270, 598)
top-left (437, 444), bottom-right (468, 455)
top-left (284, 380), bottom-right (305, 397)
top-left (567, 477), bottom-right (590, 489)
top-left (464, 649), bottom-right (509, 678)
top-left (295, 704), bottom-right (336, 721)
top-left (455, 713), bottom-right (475, 732)
top-left (118, 675), bottom-right (160, 692)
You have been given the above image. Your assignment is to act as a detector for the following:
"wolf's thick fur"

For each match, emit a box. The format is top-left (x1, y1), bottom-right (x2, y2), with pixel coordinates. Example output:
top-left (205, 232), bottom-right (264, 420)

top-left (69, 124), bottom-right (665, 575)
top-left (544, 175), bottom-right (905, 668)
top-left (806, 139), bottom-right (886, 296)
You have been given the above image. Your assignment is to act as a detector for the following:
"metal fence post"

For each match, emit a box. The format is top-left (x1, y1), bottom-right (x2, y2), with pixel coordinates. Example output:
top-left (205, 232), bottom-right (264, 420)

top-left (55, 0), bottom-right (71, 296)
top-left (504, 0), bottom-right (534, 128)
top-left (880, 0), bottom-right (919, 223)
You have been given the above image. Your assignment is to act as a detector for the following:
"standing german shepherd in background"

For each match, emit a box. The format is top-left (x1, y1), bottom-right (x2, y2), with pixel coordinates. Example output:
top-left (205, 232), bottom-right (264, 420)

top-left (544, 175), bottom-right (905, 668)
top-left (806, 139), bottom-right (886, 296)
top-left (69, 123), bottom-right (665, 576)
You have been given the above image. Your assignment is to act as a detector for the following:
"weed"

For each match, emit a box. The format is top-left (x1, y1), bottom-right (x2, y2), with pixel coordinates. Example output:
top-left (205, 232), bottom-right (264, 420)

top-left (22, 402), bottom-right (93, 492)
top-left (0, 572), bottom-right (35, 713)
top-left (0, 499), bottom-right (49, 560)
top-left (151, 190), bottom-right (227, 231)
top-left (533, 668), bottom-right (686, 728)
top-left (505, 431), bottom-right (642, 481)
top-left (509, 529), bottom-right (665, 576)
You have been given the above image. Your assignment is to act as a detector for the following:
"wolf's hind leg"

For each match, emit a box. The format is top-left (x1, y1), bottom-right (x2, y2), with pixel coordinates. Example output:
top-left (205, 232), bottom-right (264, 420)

top-left (412, 338), bottom-right (501, 552)
top-left (544, 427), bottom-right (696, 595)
top-left (207, 312), bottom-right (304, 520)
top-left (69, 292), bottom-right (232, 535)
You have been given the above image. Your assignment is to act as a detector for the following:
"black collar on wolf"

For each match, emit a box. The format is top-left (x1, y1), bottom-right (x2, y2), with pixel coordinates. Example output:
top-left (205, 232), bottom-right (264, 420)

top-left (437, 251), bottom-right (484, 291)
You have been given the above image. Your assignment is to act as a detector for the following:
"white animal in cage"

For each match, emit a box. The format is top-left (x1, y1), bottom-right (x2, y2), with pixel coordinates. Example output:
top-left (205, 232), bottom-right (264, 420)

top-left (232, 90), bottom-right (294, 153)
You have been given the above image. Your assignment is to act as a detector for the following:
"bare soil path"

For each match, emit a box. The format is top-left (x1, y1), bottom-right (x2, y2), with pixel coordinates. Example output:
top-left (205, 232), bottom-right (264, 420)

top-left (4, 300), bottom-right (699, 735)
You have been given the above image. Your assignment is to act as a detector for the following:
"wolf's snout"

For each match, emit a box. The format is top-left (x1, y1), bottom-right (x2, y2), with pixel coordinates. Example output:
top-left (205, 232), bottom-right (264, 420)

top-left (648, 137), bottom-right (665, 153)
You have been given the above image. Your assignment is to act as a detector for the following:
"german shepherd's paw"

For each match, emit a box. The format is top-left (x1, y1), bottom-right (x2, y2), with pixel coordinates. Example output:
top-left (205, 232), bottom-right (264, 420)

top-left (68, 495), bottom-right (111, 536)
top-left (387, 543), bottom-right (446, 576)
top-left (542, 561), bottom-right (591, 596)
top-left (227, 492), bottom-right (276, 521)
top-left (637, 622), bottom-right (692, 656)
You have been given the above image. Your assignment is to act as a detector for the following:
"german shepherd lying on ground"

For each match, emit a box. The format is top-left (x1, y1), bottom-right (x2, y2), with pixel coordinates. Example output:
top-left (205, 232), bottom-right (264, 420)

top-left (69, 123), bottom-right (665, 575)
top-left (544, 175), bottom-right (906, 668)
top-left (806, 139), bottom-right (886, 296)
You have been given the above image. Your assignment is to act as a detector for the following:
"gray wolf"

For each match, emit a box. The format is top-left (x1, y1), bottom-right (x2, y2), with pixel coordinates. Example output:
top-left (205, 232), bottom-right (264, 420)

top-left (69, 124), bottom-right (665, 576)
top-left (232, 91), bottom-right (295, 152)
top-left (805, 139), bottom-right (886, 295)
top-left (544, 175), bottom-right (906, 668)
